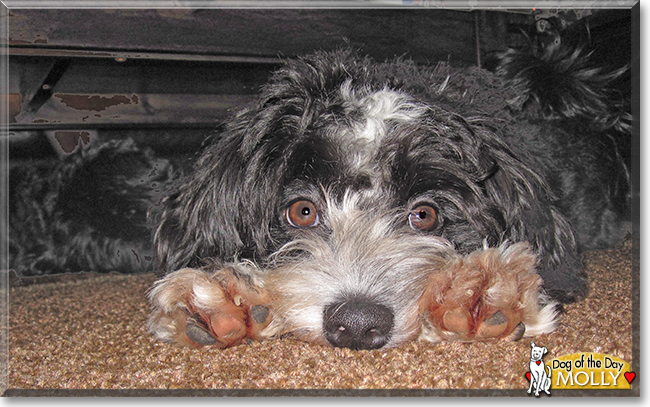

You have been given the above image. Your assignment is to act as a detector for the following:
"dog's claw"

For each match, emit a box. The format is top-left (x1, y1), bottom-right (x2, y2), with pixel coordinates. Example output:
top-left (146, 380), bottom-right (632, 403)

top-left (508, 322), bottom-right (526, 341)
top-left (475, 310), bottom-right (511, 339)
top-left (485, 310), bottom-right (507, 325)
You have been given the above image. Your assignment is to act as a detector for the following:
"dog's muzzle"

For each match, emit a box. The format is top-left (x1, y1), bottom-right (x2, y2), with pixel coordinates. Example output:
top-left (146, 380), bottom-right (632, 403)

top-left (323, 298), bottom-right (394, 350)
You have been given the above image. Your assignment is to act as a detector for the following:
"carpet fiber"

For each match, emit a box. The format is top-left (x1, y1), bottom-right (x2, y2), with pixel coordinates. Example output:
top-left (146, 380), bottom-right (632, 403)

top-left (6, 239), bottom-right (637, 396)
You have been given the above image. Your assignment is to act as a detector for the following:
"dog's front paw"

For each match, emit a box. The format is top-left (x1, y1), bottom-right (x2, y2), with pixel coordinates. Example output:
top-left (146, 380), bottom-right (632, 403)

top-left (420, 243), bottom-right (558, 342)
top-left (147, 266), bottom-right (272, 348)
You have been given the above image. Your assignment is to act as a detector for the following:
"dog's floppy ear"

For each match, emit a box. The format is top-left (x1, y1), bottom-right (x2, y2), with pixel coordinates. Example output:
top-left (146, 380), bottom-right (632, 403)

top-left (467, 122), bottom-right (586, 303)
top-left (416, 112), bottom-right (586, 303)
top-left (153, 111), bottom-right (292, 275)
top-left (154, 55), bottom-right (344, 275)
top-left (542, 347), bottom-right (548, 355)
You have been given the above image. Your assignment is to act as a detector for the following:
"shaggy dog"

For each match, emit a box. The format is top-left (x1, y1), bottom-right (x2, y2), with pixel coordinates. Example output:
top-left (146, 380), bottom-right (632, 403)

top-left (9, 138), bottom-right (177, 277)
top-left (147, 47), bottom-right (630, 350)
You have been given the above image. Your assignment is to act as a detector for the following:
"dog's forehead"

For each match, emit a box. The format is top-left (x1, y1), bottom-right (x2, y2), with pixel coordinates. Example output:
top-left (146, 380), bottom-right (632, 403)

top-left (344, 87), bottom-right (428, 143)
top-left (319, 87), bottom-right (431, 192)
top-left (280, 83), bottom-right (454, 207)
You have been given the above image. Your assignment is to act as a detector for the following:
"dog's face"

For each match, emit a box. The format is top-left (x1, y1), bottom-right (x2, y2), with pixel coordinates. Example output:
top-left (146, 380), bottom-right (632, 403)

top-left (530, 342), bottom-right (548, 361)
top-left (254, 86), bottom-right (511, 347)
top-left (154, 51), bottom-right (581, 349)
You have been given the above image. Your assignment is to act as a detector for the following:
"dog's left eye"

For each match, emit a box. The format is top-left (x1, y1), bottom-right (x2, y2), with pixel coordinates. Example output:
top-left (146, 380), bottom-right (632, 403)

top-left (286, 200), bottom-right (320, 228)
top-left (408, 204), bottom-right (438, 231)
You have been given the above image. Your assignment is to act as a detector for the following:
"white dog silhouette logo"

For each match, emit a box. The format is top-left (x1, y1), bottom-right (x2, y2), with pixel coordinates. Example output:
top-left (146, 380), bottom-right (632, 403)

top-left (527, 342), bottom-right (552, 396)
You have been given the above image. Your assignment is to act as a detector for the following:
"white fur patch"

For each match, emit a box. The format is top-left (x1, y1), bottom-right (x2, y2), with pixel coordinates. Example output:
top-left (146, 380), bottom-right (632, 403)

top-left (522, 300), bottom-right (560, 337)
top-left (351, 88), bottom-right (427, 142)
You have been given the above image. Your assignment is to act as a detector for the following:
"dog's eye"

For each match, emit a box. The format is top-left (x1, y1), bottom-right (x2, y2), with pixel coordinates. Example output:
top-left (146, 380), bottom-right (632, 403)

top-left (286, 200), bottom-right (320, 228)
top-left (408, 205), bottom-right (438, 231)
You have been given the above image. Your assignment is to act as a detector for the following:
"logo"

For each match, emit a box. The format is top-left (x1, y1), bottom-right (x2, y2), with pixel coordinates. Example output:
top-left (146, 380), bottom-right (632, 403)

top-left (550, 352), bottom-right (634, 390)
top-left (524, 342), bottom-right (636, 394)
top-left (526, 342), bottom-right (552, 396)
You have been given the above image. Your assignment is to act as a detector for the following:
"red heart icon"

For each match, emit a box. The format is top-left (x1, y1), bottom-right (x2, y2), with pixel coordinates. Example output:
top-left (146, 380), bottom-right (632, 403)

top-left (536, 360), bottom-right (541, 365)
top-left (525, 372), bottom-right (531, 381)
top-left (624, 372), bottom-right (635, 384)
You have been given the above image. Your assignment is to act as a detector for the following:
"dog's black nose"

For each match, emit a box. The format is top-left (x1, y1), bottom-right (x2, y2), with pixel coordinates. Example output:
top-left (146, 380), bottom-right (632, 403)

top-left (323, 299), bottom-right (394, 350)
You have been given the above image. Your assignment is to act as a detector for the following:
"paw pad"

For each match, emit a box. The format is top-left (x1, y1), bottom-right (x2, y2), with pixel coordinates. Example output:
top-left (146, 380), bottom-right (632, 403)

top-left (442, 308), bottom-right (471, 335)
top-left (475, 311), bottom-right (509, 339)
top-left (438, 307), bottom-right (523, 341)
top-left (251, 305), bottom-right (270, 324)
top-left (185, 321), bottom-right (217, 346)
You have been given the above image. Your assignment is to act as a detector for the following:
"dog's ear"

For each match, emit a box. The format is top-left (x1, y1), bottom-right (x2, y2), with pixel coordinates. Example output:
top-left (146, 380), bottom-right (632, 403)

top-left (542, 347), bottom-right (548, 355)
top-left (393, 111), bottom-right (585, 303)
top-left (466, 122), bottom-right (586, 303)
top-left (153, 115), bottom-right (291, 275)
top-left (531, 342), bottom-right (536, 348)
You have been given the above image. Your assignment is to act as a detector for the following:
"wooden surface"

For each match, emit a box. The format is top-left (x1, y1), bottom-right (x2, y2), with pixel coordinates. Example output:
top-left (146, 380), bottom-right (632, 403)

top-left (7, 9), bottom-right (531, 129)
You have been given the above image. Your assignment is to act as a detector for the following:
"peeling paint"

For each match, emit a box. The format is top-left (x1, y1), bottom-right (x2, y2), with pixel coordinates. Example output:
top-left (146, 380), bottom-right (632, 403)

top-left (5, 93), bottom-right (21, 123)
top-left (7, 12), bottom-right (50, 45)
top-left (53, 130), bottom-right (92, 153)
top-left (54, 94), bottom-right (139, 112)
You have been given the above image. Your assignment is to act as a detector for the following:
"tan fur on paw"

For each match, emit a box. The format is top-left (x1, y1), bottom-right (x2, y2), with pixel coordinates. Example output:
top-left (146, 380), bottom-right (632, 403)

top-left (147, 266), bottom-right (272, 348)
top-left (420, 242), bottom-right (550, 342)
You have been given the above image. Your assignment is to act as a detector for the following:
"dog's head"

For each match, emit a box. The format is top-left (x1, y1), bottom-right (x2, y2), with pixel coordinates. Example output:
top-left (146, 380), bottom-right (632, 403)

top-left (530, 342), bottom-right (548, 361)
top-left (155, 50), bottom-right (581, 348)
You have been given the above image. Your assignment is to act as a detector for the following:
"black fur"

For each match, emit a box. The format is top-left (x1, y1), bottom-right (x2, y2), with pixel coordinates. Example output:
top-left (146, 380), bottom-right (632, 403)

top-left (497, 15), bottom-right (632, 255)
top-left (154, 49), bottom-right (630, 304)
top-left (9, 138), bottom-right (177, 276)
top-left (497, 15), bottom-right (631, 132)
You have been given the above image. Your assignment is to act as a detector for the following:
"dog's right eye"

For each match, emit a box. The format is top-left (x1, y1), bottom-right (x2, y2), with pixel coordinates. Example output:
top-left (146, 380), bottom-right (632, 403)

top-left (286, 200), bottom-right (320, 228)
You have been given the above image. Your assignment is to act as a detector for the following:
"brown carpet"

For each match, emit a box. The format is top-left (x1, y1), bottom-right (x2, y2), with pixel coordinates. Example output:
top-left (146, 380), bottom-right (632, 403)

top-left (5, 239), bottom-right (638, 396)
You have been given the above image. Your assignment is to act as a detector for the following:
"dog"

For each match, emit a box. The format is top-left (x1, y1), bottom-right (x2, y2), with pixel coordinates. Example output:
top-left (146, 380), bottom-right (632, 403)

top-left (9, 138), bottom-right (177, 277)
top-left (147, 46), bottom-right (630, 350)
top-left (527, 342), bottom-right (552, 396)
